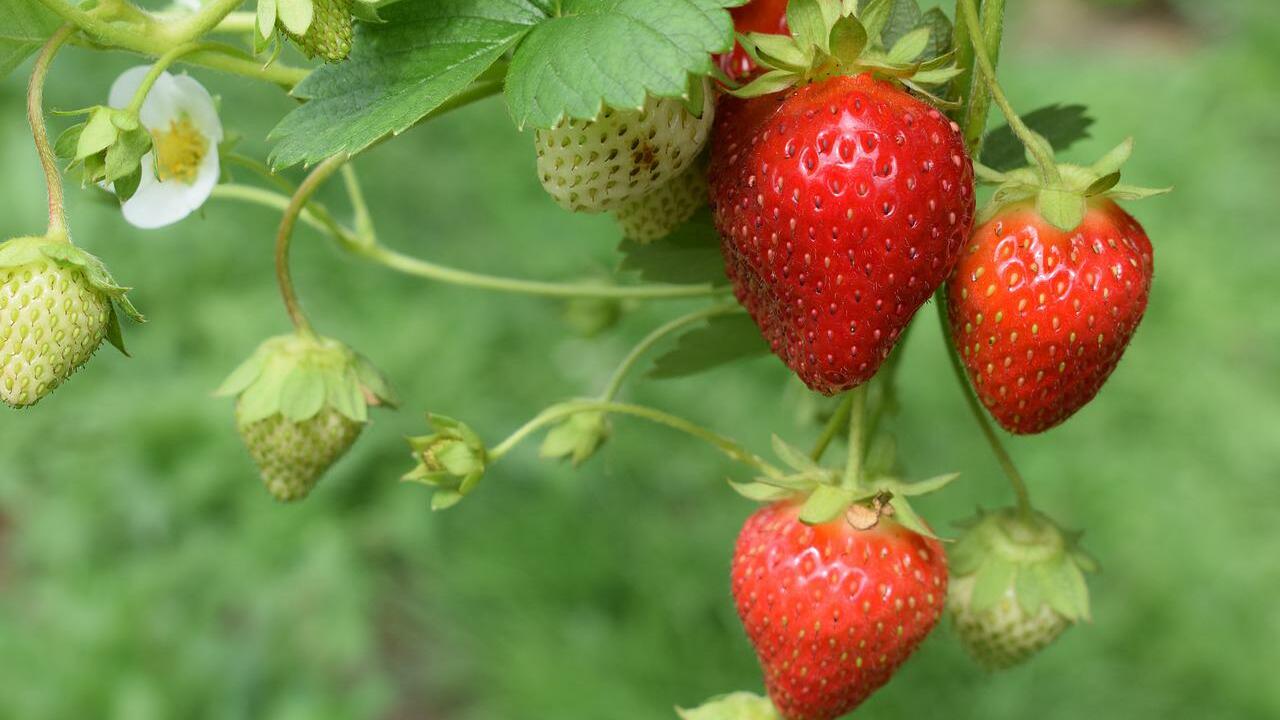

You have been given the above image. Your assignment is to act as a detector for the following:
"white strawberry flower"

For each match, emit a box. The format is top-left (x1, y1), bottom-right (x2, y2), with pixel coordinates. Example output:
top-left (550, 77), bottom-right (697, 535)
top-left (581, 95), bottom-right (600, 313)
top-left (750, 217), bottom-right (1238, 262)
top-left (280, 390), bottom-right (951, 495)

top-left (108, 66), bottom-right (223, 229)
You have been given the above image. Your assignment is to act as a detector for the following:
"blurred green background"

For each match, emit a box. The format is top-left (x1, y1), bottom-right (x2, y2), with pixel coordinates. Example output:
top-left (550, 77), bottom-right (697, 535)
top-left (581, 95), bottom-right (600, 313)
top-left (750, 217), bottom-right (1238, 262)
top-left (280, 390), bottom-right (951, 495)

top-left (1, 0), bottom-right (1278, 718)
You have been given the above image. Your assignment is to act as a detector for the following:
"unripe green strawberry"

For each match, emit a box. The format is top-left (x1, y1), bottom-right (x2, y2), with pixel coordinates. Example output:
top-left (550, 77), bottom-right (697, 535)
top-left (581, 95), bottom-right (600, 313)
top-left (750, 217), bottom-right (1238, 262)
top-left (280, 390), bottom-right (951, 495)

top-left (535, 80), bottom-right (714, 213)
top-left (0, 234), bottom-right (141, 408)
top-left (613, 162), bottom-right (708, 243)
top-left (948, 507), bottom-right (1097, 671)
top-left (282, 0), bottom-right (354, 63)
top-left (217, 333), bottom-right (395, 502)
top-left (237, 406), bottom-right (362, 501)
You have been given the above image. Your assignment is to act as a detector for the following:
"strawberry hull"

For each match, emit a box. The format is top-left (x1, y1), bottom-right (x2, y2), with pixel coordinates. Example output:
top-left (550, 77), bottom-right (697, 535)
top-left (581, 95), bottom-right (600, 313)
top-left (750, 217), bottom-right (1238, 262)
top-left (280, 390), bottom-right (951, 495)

top-left (710, 74), bottom-right (975, 395)
top-left (946, 200), bottom-right (1153, 434)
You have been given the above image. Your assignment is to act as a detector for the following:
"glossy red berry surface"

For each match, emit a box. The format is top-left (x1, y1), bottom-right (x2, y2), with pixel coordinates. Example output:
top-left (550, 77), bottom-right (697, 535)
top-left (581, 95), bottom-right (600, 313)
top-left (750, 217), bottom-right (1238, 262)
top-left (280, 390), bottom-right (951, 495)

top-left (710, 74), bottom-right (975, 394)
top-left (946, 199), bottom-right (1153, 433)
top-left (732, 502), bottom-right (948, 720)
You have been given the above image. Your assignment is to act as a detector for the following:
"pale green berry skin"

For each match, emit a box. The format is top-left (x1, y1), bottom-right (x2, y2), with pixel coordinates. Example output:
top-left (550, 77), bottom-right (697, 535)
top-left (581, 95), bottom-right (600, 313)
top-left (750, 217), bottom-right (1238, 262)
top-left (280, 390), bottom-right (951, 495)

top-left (237, 405), bottom-right (363, 502)
top-left (536, 85), bottom-right (714, 213)
top-left (950, 574), bottom-right (1071, 670)
top-left (614, 163), bottom-right (708, 242)
top-left (284, 0), bottom-right (353, 62)
top-left (0, 258), bottom-right (109, 407)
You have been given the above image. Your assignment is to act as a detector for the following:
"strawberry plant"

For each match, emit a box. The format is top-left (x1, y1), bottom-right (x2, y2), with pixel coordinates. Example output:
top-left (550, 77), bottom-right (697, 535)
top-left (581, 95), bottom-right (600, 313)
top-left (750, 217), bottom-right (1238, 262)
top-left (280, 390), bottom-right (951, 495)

top-left (2, 0), bottom-right (1173, 716)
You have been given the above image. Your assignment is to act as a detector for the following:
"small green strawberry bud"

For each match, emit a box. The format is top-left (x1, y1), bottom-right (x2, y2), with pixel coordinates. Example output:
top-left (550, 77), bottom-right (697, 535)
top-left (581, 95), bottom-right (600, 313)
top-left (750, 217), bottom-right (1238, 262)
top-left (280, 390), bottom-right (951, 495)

top-left (282, 0), bottom-right (354, 62)
top-left (539, 411), bottom-right (609, 467)
top-left (216, 333), bottom-right (395, 501)
top-left (677, 692), bottom-right (780, 720)
top-left (404, 415), bottom-right (488, 510)
top-left (55, 106), bottom-right (151, 200)
top-left (562, 296), bottom-right (623, 338)
top-left (0, 234), bottom-right (142, 408)
top-left (948, 507), bottom-right (1097, 670)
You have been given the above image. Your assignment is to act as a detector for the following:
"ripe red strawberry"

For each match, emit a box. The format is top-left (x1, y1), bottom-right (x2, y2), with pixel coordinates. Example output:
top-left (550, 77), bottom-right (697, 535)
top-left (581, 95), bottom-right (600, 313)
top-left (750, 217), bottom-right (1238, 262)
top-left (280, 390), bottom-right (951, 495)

top-left (946, 199), bottom-right (1153, 434)
top-left (732, 501), bottom-right (948, 720)
top-left (716, 0), bottom-right (789, 82)
top-left (711, 73), bottom-right (974, 394)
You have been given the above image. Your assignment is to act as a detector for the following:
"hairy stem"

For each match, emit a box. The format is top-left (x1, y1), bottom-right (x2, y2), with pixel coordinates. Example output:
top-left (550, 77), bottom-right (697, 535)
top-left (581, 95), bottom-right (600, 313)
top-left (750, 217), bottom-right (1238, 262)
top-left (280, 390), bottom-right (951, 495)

top-left (957, 0), bottom-right (1058, 184)
top-left (934, 292), bottom-right (1033, 517)
top-left (600, 303), bottom-right (741, 401)
top-left (162, 0), bottom-right (249, 44)
top-left (28, 24), bottom-right (77, 240)
top-left (954, 0), bottom-right (1007, 153)
top-left (275, 155), bottom-right (348, 337)
top-left (490, 400), bottom-right (780, 477)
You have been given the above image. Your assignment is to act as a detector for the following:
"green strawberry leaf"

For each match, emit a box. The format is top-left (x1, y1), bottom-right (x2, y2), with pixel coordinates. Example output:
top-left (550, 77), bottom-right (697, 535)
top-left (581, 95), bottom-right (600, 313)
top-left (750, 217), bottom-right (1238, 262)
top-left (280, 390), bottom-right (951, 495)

top-left (648, 313), bottom-right (770, 380)
top-left (917, 7), bottom-right (954, 60)
top-left (0, 0), bottom-right (59, 79)
top-left (504, 0), bottom-right (740, 130)
top-left (879, 0), bottom-right (922, 50)
top-left (617, 209), bottom-right (727, 286)
top-left (269, 0), bottom-right (539, 169)
top-left (981, 103), bottom-right (1095, 172)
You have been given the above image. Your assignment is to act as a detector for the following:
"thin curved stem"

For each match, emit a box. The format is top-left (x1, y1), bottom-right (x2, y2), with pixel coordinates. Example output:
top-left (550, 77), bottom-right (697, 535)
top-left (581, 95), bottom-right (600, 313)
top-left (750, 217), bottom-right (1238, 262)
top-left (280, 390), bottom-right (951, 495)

top-left (957, 0), bottom-right (1058, 185)
top-left (599, 303), bottom-right (741, 401)
top-left (357, 243), bottom-right (731, 301)
top-left (934, 292), bottom-right (1033, 517)
top-left (809, 392), bottom-right (854, 462)
top-left (126, 42), bottom-right (221, 113)
top-left (489, 400), bottom-right (780, 477)
top-left (28, 24), bottom-right (77, 240)
top-left (212, 184), bottom-right (338, 238)
top-left (162, 0), bottom-right (247, 44)
top-left (839, 386), bottom-right (868, 490)
top-left (276, 155), bottom-right (348, 337)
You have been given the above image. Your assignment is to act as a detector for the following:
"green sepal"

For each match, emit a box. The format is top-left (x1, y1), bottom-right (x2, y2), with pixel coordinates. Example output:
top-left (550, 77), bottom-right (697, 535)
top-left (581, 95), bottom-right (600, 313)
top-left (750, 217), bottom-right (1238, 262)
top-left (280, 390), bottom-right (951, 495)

top-left (950, 507), bottom-right (1097, 623)
top-left (677, 691), bottom-right (780, 720)
top-left (728, 480), bottom-right (797, 503)
top-left (404, 414), bottom-right (489, 510)
top-left (799, 484), bottom-right (856, 525)
top-left (729, 0), bottom-right (958, 99)
top-left (886, 494), bottom-right (939, 540)
top-left (977, 137), bottom-right (1171, 230)
top-left (771, 434), bottom-right (823, 475)
top-left (275, 0), bottom-right (314, 35)
top-left (539, 411), bottom-right (610, 467)
top-left (216, 333), bottom-right (394, 425)
top-left (62, 106), bottom-right (152, 196)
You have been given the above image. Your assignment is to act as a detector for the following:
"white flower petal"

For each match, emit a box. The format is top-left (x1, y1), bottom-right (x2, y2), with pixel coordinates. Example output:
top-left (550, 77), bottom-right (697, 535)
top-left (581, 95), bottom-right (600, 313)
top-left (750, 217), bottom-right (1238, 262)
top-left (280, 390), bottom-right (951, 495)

top-left (120, 150), bottom-right (220, 229)
top-left (107, 66), bottom-right (152, 111)
top-left (169, 74), bottom-right (223, 142)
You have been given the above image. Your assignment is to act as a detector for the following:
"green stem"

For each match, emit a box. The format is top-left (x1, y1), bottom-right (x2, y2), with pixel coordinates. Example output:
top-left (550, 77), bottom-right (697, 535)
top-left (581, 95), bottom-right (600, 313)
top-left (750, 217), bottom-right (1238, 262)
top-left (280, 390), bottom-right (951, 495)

top-left (489, 400), bottom-right (780, 477)
top-left (212, 184), bottom-right (339, 238)
top-left (809, 392), bottom-right (854, 462)
top-left (161, 0), bottom-right (249, 44)
top-left (839, 385), bottom-right (868, 491)
top-left (356, 243), bottom-right (730, 301)
top-left (934, 292), bottom-right (1033, 518)
top-left (28, 24), bottom-right (76, 240)
top-left (125, 42), bottom-right (219, 114)
top-left (953, 0), bottom-right (1007, 153)
top-left (275, 155), bottom-right (348, 337)
top-left (341, 165), bottom-right (376, 244)
top-left (210, 11), bottom-right (257, 34)
top-left (599, 303), bottom-right (741, 401)
top-left (956, 0), bottom-right (1058, 184)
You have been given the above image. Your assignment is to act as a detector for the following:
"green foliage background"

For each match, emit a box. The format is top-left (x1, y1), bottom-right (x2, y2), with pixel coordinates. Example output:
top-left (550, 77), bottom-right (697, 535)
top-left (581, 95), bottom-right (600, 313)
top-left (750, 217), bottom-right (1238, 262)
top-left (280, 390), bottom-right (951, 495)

top-left (1, 1), bottom-right (1277, 718)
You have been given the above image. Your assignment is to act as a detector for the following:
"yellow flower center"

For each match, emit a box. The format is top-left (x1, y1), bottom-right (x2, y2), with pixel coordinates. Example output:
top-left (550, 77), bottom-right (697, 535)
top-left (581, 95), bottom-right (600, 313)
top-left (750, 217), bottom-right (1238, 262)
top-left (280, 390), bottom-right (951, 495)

top-left (152, 116), bottom-right (208, 184)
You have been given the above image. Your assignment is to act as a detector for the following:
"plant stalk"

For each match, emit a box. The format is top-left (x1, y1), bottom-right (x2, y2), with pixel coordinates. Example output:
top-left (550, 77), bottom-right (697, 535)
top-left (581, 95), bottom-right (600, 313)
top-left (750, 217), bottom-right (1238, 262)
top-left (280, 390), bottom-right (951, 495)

top-left (600, 303), bottom-right (741, 401)
top-left (28, 24), bottom-right (77, 240)
top-left (275, 154), bottom-right (348, 337)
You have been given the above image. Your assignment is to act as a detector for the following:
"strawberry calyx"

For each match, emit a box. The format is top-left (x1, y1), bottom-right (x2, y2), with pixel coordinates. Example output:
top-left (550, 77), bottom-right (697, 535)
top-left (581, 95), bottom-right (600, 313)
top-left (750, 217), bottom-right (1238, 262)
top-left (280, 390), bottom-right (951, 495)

top-left (729, 433), bottom-right (958, 538)
top-left (215, 332), bottom-right (396, 425)
top-left (677, 691), bottom-right (780, 720)
top-left (976, 137), bottom-right (1171, 232)
top-left (404, 414), bottom-right (489, 510)
top-left (950, 507), bottom-right (1097, 623)
top-left (0, 233), bottom-right (144, 355)
top-left (732, 0), bottom-right (960, 104)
